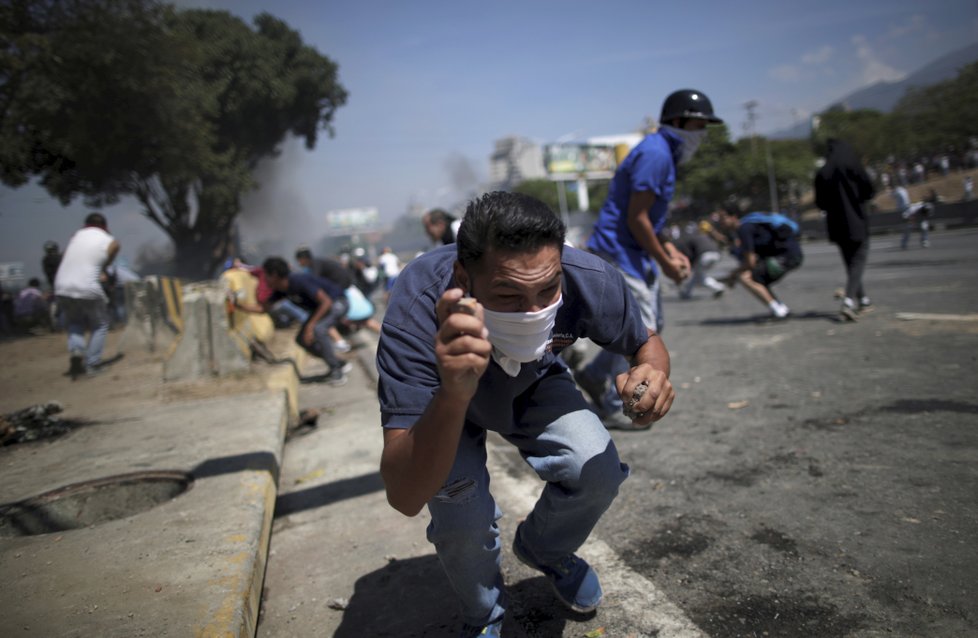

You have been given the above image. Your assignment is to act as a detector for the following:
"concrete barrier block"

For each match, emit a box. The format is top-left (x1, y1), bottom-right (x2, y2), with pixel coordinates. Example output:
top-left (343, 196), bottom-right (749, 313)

top-left (163, 283), bottom-right (251, 381)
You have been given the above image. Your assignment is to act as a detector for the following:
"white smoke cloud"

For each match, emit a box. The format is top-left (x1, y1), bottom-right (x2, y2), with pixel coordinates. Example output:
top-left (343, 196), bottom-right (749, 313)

top-left (238, 137), bottom-right (318, 261)
top-left (851, 34), bottom-right (906, 84)
top-left (769, 64), bottom-right (801, 82)
top-left (802, 45), bottom-right (834, 66)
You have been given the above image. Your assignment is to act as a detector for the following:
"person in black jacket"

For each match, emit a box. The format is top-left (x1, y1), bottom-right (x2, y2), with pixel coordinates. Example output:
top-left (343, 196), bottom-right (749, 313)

top-left (814, 139), bottom-right (876, 321)
top-left (42, 241), bottom-right (63, 290)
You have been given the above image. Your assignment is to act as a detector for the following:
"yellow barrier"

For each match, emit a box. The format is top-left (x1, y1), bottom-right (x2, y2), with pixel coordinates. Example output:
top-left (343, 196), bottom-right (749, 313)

top-left (159, 276), bottom-right (184, 334)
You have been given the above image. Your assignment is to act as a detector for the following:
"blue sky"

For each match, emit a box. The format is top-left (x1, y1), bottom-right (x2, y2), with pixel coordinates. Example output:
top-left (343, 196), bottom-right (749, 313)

top-left (1, 0), bottom-right (976, 279)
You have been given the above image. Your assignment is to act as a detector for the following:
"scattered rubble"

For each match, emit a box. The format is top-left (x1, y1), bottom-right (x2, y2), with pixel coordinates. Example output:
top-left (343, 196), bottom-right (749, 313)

top-left (0, 402), bottom-right (81, 446)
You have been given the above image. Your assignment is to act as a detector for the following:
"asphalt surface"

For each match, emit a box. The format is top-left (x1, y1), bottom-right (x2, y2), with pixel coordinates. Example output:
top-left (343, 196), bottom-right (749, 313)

top-left (259, 228), bottom-right (978, 637)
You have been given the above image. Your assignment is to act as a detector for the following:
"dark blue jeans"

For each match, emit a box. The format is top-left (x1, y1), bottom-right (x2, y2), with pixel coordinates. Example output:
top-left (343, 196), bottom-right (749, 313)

top-left (295, 297), bottom-right (349, 370)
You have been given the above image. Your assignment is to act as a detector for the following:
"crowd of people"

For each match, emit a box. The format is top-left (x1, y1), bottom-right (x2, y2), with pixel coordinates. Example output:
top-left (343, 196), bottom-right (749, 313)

top-left (216, 244), bottom-right (403, 386)
top-left (373, 89), bottom-right (823, 636)
top-left (3, 80), bottom-right (974, 637)
top-left (868, 148), bottom-right (978, 193)
top-left (371, 89), bottom-right (975, 634)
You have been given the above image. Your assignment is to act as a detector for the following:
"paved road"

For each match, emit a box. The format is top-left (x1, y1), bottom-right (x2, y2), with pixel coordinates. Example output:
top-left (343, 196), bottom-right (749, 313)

top-left (260, 229), bottom-right (978, 637)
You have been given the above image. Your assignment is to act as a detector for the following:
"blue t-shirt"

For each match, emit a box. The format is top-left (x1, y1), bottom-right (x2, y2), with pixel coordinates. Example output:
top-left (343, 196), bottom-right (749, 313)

top-left (270, 272), bottom-right (345, 312)
top-left (377, 244), bottom-right (649, 431)
top-left (587, 129), bottom-right (681, 280)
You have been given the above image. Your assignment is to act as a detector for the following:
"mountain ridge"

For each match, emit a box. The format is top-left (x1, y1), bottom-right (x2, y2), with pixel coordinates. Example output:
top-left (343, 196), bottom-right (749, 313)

top-left (769, 42), bottom-right (978, 140)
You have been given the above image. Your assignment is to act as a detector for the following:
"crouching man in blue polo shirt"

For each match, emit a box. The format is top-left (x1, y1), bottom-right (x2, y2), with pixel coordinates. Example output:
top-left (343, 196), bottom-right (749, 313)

top-left (377, 191), bottom-right (676, 636)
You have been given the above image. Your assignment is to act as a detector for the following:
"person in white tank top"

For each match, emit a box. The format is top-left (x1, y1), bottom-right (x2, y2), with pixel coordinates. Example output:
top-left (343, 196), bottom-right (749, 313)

top-left (54, 213), bottom-right (120, 379)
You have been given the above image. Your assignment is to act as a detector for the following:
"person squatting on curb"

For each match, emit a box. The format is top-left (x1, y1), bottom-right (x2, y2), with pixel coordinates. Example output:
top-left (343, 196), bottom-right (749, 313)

top-left (376, 191), bottom-right (675, 637)
top-left (574, 88), bottom-right (722, 430)
top-left (54, 212), bottom-right (120, 380)
top-left (262, 257), bottom-right (352, 386)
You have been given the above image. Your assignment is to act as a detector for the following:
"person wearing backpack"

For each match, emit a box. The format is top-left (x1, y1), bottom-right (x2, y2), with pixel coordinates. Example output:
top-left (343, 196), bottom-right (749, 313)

top-left (717, 204), bottom-right (803, 319)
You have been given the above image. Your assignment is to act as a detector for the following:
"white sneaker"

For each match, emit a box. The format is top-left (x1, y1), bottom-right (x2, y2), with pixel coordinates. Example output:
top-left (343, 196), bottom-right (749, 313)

top-left (334, 339), bottom-right (352, 353)
top-left (325, 365), bottom-right (350, 387)
top-left (770, 301), bottom-right (790, 319)
top-left (840, 297), bottom-right (859, 321)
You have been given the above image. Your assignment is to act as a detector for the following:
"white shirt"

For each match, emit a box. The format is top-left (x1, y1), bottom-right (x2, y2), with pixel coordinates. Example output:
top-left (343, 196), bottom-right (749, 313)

top-left (54, 227), bottom-right (114, 300)
top-left (893, 186), bottom-right (910, 212)
top-left (378, 252), bottom-right (402, 278)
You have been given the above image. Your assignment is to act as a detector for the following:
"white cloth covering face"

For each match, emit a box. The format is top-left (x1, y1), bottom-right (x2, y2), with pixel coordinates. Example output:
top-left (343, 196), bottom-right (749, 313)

top-left (480, 295), bottom-right (563, 377)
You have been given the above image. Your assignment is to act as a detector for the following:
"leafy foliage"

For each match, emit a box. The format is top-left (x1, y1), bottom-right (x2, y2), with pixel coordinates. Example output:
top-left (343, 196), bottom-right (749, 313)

top-left (890, 60), bottom-right (978, 155)
top-left (0, 0), bottom-right (347, 277)
top-left (680, 124), bottom-right (816, 213)
top-left (813, 61), bottom-right (978, 162)
top-left (513, 178), bottom-right (607, 214)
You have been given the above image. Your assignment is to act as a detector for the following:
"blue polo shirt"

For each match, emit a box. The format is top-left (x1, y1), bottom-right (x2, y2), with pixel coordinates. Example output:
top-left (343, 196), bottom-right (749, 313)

top-left (587, 129), bottom-right (682, 280)
top-left (376, 244), bottom-right (649, 431)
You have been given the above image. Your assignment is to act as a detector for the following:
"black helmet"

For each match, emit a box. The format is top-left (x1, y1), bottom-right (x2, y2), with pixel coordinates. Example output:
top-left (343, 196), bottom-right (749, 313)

top-left (660, 89), bottom-right (723, 124)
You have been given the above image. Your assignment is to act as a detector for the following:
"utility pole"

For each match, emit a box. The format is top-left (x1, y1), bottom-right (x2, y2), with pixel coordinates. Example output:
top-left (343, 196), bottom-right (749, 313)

top-left (744, 100), bottom-right (758, 156)
top-left (743, 99), bottom-right (779, 211)
top-left (765, 138), bottom-right (779, 213)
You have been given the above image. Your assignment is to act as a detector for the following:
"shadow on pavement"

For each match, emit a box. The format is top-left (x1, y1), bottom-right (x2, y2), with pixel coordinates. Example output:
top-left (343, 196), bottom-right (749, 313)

top-left (192, 450), bottom-right (280, 484)
top-left (274, 471), bottom-right (384, 518)
top-left (880, 398), bottom-right (978, 415)
top-left (331, 553), bottom-right (595, 637)
top-left (332, 555), bottom-right (460, 637)
top-left (681, 310), bottom-right (841, 327)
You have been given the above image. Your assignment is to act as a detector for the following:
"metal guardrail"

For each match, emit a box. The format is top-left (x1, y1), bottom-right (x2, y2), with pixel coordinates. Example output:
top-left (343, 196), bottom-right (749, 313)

top-left (799, 199), bottom-right (978, 240)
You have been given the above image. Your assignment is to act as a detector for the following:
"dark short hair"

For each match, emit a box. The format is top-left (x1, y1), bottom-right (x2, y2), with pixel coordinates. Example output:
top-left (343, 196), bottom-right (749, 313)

top-left (723, 200), bottom-right (745, 218)
top-left (262, 257), bottom-right (290, 278)
top-left (29, 278), bottom-right (41, 287)
top-left (456, 191), bottom-right (565, 269)
top-left (295, 247), bottom-right (313, 260)
top-left (425, 208), bottom-right (455, 226)
top-left (85, 212), bottom-right (107, 228)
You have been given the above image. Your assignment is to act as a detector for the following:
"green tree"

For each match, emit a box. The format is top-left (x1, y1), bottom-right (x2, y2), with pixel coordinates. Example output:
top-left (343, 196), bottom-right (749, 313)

top-left (513, 178), bottom-right (607, 214)
top-left (0, 0), bottom-right (347, 278)
top-left (681, 124), bottom-right (816, 212)
top-left (587, 180), bottom-right (609, 212)
top-left (812, 107), bottom-right (889, 159)
top-left (809, 61), bottom-right (978, 165)
top-left (892, 60), bottom-right (978, 155)
top-left (513, 178), bottom-right (563, 213)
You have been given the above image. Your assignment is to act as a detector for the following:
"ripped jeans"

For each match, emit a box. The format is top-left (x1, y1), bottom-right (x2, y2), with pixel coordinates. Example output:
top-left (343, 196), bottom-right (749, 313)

top-left (425, 372), bottom-right (630, 627)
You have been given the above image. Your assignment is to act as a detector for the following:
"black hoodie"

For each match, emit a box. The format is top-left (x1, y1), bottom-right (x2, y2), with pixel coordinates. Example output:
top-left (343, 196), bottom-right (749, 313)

top-left (814, 139), bottom-right (876, 244)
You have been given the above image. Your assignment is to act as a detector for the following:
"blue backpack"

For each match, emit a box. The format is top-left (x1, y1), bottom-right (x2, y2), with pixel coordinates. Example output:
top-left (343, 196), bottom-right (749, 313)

top-left (740, 212), bottom-right (799, 239)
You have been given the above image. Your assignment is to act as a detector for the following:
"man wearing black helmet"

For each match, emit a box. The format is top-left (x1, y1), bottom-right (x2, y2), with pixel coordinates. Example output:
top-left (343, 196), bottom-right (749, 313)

top-left (576, 89), bottom-right (722, 430)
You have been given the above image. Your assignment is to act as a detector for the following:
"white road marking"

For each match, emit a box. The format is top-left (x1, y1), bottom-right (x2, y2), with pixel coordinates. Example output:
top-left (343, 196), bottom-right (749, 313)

top-left (895, 312), bottom-right (978, 322)
top-left (487, 447), bottom-right (708, 637)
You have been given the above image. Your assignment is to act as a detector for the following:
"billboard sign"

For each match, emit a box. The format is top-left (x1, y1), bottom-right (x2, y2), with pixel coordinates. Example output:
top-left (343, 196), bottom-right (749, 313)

top-left (544, 144), bottom-right (617, 179)
top-left (0, 261), bottom-right (26, 290)
top-left (324, 207), bottom-right (380, 236)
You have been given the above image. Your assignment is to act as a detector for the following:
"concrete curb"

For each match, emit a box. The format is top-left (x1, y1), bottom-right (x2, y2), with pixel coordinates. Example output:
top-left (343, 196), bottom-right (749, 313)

top-left (0, 392), bottom-right (287, 637)
top-left (264, 346), bottom-right (307, 426)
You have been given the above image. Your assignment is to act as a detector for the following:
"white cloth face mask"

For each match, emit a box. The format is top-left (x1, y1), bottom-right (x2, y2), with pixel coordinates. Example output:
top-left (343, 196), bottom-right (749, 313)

top-left (481, 295), bottom-right (563, 377)
top-left (661, 124), bottom-right (707, 165)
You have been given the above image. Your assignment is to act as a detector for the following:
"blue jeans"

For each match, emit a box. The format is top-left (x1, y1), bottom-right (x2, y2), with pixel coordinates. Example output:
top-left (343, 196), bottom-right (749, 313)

top-left (57, 296), bottom-right (110, 369)
top-left (901, 219), bottom-right (930, 248)
top-left (272, 299), bottom-right (309, 326)
top-left (579, 268), bottom-right (663, 416)
top-left (296, 297), bottom-right (349, 370)
top-left (425, 371), bottom-right (629, 626)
